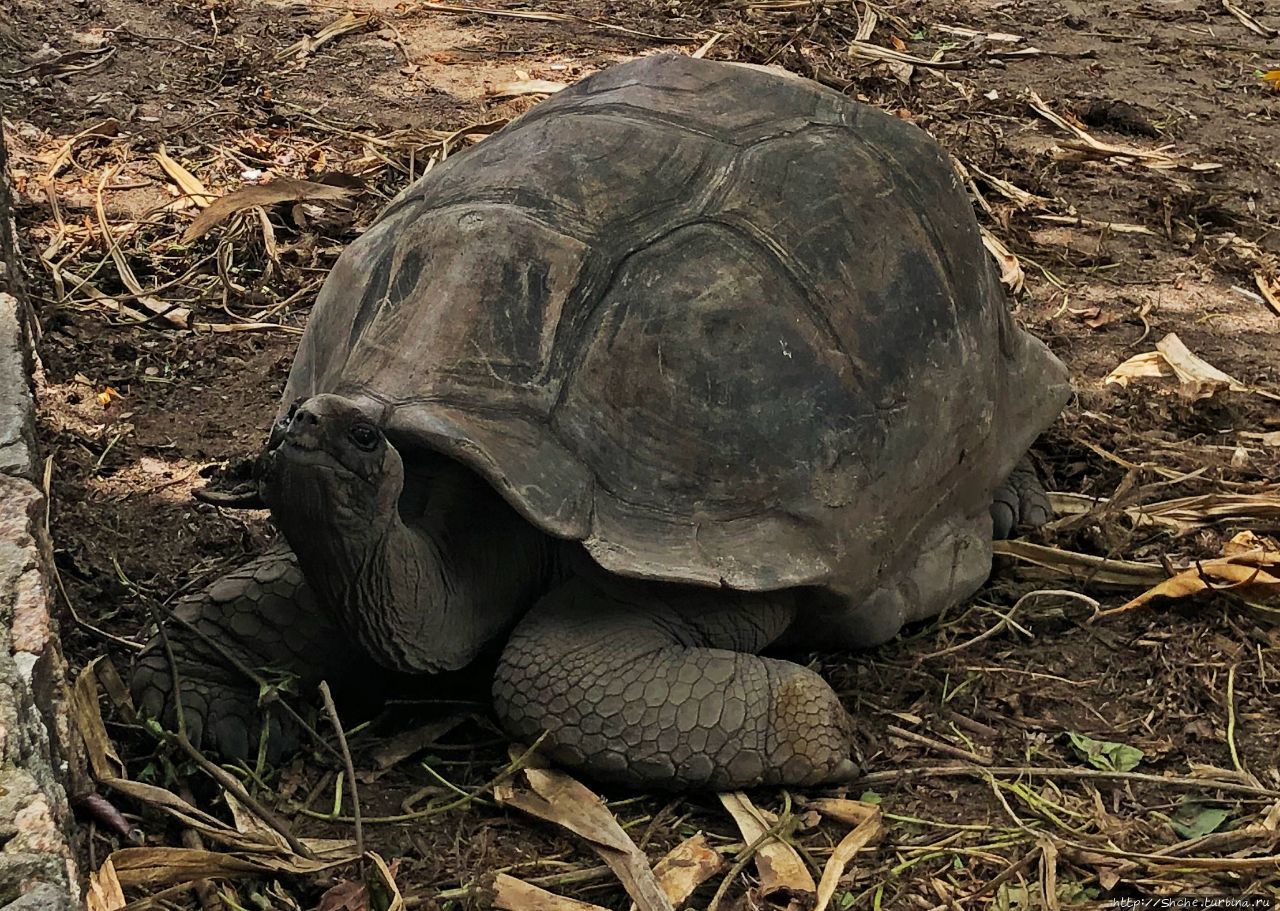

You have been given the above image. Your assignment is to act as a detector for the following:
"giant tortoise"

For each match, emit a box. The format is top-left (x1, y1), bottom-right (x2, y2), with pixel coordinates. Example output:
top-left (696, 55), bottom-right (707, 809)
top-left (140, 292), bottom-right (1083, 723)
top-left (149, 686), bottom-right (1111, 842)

top-left (133, 54), bottom-right (1071, 789)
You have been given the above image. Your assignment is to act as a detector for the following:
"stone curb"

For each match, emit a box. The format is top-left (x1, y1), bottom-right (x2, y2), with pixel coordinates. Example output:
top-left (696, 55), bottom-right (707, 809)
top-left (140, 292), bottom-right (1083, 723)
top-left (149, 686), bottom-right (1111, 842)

top-left (0, 119), bottom-right (79, 910)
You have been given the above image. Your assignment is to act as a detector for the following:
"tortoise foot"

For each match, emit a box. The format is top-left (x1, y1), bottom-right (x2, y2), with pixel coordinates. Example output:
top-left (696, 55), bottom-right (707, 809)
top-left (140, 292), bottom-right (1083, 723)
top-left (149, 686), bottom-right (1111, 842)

top-left (493, 577), bottom-right (857, 790)
top-left (991, 456), bottom-right (1051, 540)
top-left (133, 650), bottom-right (298, 762)
top-left (131, 543), bottom-right (349, 762)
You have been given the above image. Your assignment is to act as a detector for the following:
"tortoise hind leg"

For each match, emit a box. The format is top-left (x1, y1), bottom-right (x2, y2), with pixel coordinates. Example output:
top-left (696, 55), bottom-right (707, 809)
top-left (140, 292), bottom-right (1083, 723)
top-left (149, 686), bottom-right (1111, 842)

top-left (131, 542), bottom-right (369, 761)
top-left (990, 456), bottom-right (1051, 540)
top-left (492, 577), bottom-right (857, 789)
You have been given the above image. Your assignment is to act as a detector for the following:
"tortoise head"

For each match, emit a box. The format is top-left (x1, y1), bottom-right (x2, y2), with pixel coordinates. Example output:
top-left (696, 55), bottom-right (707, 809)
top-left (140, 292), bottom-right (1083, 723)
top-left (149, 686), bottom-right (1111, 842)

top-left (257, 394), bottom-right (404, 538)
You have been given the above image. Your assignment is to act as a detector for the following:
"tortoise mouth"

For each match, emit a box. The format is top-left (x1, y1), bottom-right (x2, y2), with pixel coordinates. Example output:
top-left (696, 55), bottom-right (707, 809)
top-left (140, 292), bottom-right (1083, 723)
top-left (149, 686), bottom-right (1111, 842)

top-left (258, 441), bottom-right (381, 535)
top-left (262, 439), bottom-right (358, 480)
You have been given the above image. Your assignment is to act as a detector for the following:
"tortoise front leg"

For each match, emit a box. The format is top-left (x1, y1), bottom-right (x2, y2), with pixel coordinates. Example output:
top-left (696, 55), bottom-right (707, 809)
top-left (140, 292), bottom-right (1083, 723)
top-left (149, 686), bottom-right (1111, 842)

top-left (990, 455), bottom-right (1052, 539)
top-left (493, 577), bottom-right (857, 789)
top-left (131, 543), bottom-right (372, 760)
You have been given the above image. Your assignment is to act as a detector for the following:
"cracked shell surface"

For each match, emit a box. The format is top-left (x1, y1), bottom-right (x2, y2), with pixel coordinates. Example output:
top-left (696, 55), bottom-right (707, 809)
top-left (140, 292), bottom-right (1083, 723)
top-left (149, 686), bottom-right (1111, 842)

top-left (281, 54), bottom-right (1069, 602)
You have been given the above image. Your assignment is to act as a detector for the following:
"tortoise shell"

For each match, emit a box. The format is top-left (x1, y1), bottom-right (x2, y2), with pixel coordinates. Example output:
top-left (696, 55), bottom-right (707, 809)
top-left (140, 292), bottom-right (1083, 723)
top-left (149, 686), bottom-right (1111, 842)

top-left (281, 54), bottom-right (1069, 599)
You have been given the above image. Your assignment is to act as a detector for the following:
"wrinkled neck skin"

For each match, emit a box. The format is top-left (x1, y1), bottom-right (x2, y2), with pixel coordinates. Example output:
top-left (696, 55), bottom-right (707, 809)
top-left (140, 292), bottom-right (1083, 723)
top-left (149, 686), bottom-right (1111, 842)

top-left (266, 448), bottom-right (556, 675)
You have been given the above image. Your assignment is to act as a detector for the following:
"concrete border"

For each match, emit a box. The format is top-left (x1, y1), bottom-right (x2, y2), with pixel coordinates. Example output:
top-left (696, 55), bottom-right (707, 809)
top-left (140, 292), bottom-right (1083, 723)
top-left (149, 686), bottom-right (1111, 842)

top-left (0, 117), bottom-right (79, 910)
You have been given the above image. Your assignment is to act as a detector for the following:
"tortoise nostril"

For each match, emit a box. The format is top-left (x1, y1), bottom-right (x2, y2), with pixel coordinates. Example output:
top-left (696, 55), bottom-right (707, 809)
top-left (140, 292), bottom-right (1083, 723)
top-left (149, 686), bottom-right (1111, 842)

top-left (292, 410), bottom-right (319, 428)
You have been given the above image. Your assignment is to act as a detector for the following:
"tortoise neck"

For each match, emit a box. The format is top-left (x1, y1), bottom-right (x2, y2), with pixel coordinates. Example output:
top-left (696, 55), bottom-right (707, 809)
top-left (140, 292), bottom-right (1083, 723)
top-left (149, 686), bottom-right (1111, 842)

top-left (292, 460), bottom-right (562, 675)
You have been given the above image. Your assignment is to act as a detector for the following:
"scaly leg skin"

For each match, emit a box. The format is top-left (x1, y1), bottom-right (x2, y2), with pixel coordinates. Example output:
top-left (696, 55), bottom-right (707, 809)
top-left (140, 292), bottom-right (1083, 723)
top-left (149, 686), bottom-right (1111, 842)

top-left (990, 456), bottom-right (1052, 540)
top-left (492, 576), bottom-right (858, 790)
top-left (131, 543), bottom-right (364, 761)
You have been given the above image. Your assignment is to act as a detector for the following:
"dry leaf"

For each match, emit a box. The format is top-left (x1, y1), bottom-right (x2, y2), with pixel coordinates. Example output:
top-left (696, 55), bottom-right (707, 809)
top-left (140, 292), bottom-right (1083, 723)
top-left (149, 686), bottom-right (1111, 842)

top-left (224, 790), bottom-right (290, 852)
top-left (849, 40), bottom-right (963, 70)
top-left (1038, 838), bottom-right (1060, 911)
top-left (1223, 530), bottom-right (1280, 559)
top-left (1155, 333), bottom-right (1250, 399)
top-left (44, 118), bottom-right (120, 180)
top-left (105, 779), bottom-right (248, 844)
top-left (495, 768), bottom-right (673, 911)
top-left (802, 799), bottom-right (881, 828)
top-left (1029, 91), bottom-right (1221, 172)
top-left (1104, 351), bottom-right (1170, 386)
top-left (813, 809), bottom-right (883, 911)
top-left (980, 227), bottom-right (1024, 293)
top-left (154, 148), bottom-right (215, 207)
top-left (366, 853), bottom-right (405, 911)
top-left (72, 660), bottom-right (125, 782)
top-left (86, 858), bottom-right (125, 911)
top-left (1104, 332), bottom-right (1280, 401)
top-left (318, 879), bottom-right (369, 911)
top-left (1124, 492), bottom-right (1280, 534)
top-left (934, 24), bottom-right (1022, 42)
top-left (107, 846), bottom-right (348, 889)
top-left (493, 874), bottom-right (611, 911)
top-left (1221, 0), bottom-right (1278, 39)
top-left (971, 164), bottom-right (1053, 209)
top-left (183, 179), bottom-right (356, 243)
top-left (368, 715), bottom-right (468, 773)
top-left (690, 32), bottom-right (724, 59)
top-left (1098, 537), bottom-right (1280, 619)
top-left (992, 540), bottom-right (1165, 587)
top-left (1265, 70), bottom-right (1280, 90)
top-left (1255, 272), bottom-right (1280, 317)
top-left (487, 79), bottom-right (566, 98)
top-left (278, 11), bottom-right (377, 60)
top-left (885, 61), bottom-right (914, 85)
top-left (719, 792), bottom-right (815, 906)
top-left (650, 834), bottom-right (724, 908)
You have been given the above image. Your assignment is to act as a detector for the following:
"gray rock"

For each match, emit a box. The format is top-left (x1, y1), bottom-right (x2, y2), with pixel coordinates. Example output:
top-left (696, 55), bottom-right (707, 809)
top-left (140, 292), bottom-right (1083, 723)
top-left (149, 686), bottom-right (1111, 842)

top-left (0, 293), bottom-right (36, 481)
top-left (0, 120), bottom-right (78, 908)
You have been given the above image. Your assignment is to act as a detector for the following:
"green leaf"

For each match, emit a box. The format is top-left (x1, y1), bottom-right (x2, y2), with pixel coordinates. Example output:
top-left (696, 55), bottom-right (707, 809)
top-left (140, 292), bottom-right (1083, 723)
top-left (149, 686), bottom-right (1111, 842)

top-left (995, 881), bottom-right (1034, 911)
top-left (1067, 732), bottom-right (1144, 772)
top-left (858, 790), bottom-right (883, 804)
top-left (838, 891), bottom-right (856, 909)
top-left (1169, 803), bottom-right (1230, 840)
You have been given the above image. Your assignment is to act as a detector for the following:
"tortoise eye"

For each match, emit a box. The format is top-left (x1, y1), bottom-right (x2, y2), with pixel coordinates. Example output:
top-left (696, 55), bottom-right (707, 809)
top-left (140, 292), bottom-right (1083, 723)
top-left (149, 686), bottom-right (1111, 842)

top-left (348, 422), bottom-right (380, 452)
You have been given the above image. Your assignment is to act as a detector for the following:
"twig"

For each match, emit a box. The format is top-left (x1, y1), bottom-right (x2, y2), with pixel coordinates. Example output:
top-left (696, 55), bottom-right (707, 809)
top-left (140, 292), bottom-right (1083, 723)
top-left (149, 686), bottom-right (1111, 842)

top-left (920, 845), bottom-right (1041, 911)
top-left (319, 681), bottom-right (363, 874)
top-left (178, 785), bottom-right (221, 911)
top-left (145, 586), bottom-right (342, 763)
top-left (1220, 0), bottom-right (1278, 38)
top-left (297, 737), bottom-right (547, 824)
top-left (431, 865), bottom-right (615, 903)
top-left (411, 2), bottom-right (695, 43)
top-left (103, 23), bottom-right (216, 53)
top-left (886, 725), bottom-right (991, 765)
top-left (1225, 664), bottom-right (1247, 779)
top-left (168, 731), bottom-right (316, 859)
top-left (148, 593), bottom-right (315, 859)
top-left (148, 601), bottom-right (187, 742)
top-left (921, 590), bottom-right (1098, 660)
top-left (858, 764), bottom-right (1280, 800)
top-left (42, 458), bottom-right (144, 651)
top-left (706, 817), bottom-right (789, 911)
top-left (45, 118), bottom-right (121, 180)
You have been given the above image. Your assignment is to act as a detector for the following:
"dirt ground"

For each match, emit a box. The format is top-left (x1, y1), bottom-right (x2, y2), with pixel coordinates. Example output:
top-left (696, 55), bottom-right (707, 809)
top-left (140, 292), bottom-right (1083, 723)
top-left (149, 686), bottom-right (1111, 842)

top-left (3, 0), bottom-right (1280, 908)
